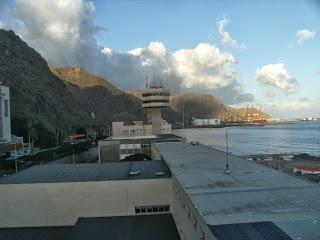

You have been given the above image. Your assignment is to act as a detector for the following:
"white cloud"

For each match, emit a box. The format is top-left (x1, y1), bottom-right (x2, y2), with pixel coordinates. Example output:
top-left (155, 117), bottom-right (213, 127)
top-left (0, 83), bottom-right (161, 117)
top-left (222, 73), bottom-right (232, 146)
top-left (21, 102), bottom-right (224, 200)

top-left (172, 43), bottom-right (235, 89)
top-left (256, 63), bottom-right (299, 94)
top-left (100, 42), bottom-right (254, 104)
top-left (265, 97), bottom-right (318, 118)
top-left (296, 29), bottom-right (316, 44)
top-left (4, 0), bottom-right (254, 104)
top-left (217, 18), bottom-right (247, 50)
top-left (12, 0), bottom-right (105, 65)
top-left (269, 97), bottom-right (310, 110)
top-left (265, 91), bottom-right (276, 98)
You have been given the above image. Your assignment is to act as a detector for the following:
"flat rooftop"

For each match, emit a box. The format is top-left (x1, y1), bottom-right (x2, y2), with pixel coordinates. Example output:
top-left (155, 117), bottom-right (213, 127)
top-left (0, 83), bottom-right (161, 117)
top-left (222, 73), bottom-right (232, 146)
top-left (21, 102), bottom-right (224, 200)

top-left (0, 160), bottom-right (171, 184)
top-left (155, 142), bottom-right (320, 240)
top-left (0, 214), bottom-right (180, 240)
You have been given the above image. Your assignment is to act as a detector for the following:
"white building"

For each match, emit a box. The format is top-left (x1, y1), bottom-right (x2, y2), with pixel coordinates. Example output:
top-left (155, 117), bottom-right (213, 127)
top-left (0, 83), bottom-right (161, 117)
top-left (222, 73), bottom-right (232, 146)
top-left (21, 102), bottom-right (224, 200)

top-left (112, 121), bottom-right (172, 138)
top-left (192, 118), bottom-right (221, 126)
top-left (0, 85), bottom-right (11, 143)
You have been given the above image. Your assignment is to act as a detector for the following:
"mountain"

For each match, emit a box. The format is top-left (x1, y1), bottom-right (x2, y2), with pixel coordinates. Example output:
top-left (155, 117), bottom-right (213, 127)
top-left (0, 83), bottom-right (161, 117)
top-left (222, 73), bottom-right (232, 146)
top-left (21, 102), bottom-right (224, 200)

top-left (0, 29), bottom-right (269, 147)
top-left (50, 67), bottom-right (121, 94)
top-left (0, 30), bottom-right (148, 147)
top-left (50, 67), bottom-right (146, 125)
top-left (170, 93), bottom-right (227, 119)
top-left (0, 30), bottom-right (90, 138)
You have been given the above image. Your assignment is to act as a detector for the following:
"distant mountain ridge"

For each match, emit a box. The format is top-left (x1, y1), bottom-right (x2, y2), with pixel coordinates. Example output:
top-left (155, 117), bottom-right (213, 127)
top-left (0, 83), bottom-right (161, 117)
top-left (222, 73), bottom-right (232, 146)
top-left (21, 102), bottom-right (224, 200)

top-left (50, 67), bottom-right (121, 94)
top-left (0, 29), bottom-right (269, 144)
top-left (50, 67), bottom-right (146, 125)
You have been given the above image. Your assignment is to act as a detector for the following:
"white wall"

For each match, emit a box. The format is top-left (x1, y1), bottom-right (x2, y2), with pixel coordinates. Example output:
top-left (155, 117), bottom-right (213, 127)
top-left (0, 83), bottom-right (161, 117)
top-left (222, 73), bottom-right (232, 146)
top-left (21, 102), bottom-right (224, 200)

top-left (0, 178), bottom-right (171, 228)
top-left (171, 178), bottom-right (216, 240)
top-left (0, 86), bottom-right (11, 143)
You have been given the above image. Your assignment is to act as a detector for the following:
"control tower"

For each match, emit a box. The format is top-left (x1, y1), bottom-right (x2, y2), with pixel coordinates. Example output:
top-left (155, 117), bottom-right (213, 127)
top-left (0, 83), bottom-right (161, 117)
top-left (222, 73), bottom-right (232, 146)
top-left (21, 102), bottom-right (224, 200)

top-left (142, 86), bottom-right (170, 135)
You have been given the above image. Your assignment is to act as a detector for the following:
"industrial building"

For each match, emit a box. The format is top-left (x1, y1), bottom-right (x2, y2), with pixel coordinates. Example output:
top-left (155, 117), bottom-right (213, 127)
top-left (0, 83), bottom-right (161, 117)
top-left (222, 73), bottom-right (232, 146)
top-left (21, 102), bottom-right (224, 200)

top-left (0, 85), bottom-right (11, 143)
top-left (98, 134), bottom-right (183, 162)
top-left (1, 142), bottom-right (320, 239)
top-left (191, 118), bottom-right (221, 127)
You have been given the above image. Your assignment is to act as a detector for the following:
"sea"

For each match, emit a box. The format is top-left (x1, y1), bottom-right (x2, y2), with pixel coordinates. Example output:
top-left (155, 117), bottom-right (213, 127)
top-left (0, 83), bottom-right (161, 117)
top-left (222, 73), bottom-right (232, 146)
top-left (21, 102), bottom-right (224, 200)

top-left (174, 122), bottom-right (320, 156)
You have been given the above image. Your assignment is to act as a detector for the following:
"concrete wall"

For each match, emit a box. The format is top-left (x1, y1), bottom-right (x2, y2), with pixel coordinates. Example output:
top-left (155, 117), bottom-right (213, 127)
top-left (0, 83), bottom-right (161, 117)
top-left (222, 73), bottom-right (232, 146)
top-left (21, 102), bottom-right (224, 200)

top-left (48, 147), bottom-right (98, 165)
top-left (171, 178), bottom-right (216, 240)
top-left (0, 178), bottom-right (171, 228)
top-left (98, 141), bottom-right (120, 162)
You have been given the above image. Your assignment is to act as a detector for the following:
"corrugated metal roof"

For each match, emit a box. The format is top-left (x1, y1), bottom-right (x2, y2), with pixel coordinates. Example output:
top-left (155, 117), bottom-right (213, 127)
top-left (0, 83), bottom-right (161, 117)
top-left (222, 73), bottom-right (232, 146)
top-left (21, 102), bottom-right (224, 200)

top-left (0, 160), bottom-right (171, 184)
top-left (0, 214), bottom-right (180, 240)
top-left (155, 142), bottom-right (320, 240)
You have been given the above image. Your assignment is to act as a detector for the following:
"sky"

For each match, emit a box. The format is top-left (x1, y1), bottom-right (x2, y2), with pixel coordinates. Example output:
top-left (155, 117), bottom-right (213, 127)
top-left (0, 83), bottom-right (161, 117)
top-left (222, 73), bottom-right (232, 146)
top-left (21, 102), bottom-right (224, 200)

top-left (0, 0), bottom-right (319, 118)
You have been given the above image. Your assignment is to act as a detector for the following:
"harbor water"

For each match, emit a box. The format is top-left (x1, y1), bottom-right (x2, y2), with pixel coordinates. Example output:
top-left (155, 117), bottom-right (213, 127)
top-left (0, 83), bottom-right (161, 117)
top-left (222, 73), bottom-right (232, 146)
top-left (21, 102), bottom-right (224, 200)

top-left (174, 122), bottom-right (320, 156)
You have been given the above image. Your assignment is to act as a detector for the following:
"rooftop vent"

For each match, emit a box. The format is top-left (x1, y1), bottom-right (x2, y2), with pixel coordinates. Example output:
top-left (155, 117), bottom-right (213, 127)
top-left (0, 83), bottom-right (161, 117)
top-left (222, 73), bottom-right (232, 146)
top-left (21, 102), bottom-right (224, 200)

top-left (129, 170), bottom-right (141, 176)
top-left (190, 141), bottom-right (200, 145)
top-left (155, 171), bottom-right (165, 176)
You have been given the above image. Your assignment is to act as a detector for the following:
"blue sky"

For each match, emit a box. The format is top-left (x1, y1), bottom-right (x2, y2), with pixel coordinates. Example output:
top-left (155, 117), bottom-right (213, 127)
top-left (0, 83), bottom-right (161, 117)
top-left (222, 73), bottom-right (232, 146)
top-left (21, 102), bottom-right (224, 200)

top-left (93, 0), bottom-right (320, 116)
top-left (1, 0), bottom-right (319, 118)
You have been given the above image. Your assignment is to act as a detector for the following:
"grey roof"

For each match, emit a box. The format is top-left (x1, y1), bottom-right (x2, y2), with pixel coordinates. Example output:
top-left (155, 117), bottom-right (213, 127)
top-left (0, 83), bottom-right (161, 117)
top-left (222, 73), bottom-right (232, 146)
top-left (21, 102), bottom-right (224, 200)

top-left (208, 221), bottom-right (292, 240)
top-left (155, 142), bottom-right (320, 240)
top-left (0, 214), bottom-right (180, 240)
top-left (0, 160), bottom-right (171, 184)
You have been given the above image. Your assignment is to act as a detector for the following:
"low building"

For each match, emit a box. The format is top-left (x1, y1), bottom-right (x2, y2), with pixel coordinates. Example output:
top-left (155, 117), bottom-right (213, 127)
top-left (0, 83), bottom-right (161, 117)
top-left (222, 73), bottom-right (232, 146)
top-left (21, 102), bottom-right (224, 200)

top-left (98, 134), bottom-right (183, 162)
top-left (293, 166), bottom-right (320, 175)
top-left (0, 160), bottom-right (180, 240)
top-left (191, 118), bottom-right (221, 126)
top-left (112, 120), bottom-right (172, 138)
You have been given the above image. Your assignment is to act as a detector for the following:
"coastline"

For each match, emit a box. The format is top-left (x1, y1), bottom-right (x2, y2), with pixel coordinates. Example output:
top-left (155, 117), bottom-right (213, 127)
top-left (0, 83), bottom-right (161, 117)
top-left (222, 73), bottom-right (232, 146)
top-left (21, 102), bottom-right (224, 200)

top-left (242, 153), bottom-right (320, 183)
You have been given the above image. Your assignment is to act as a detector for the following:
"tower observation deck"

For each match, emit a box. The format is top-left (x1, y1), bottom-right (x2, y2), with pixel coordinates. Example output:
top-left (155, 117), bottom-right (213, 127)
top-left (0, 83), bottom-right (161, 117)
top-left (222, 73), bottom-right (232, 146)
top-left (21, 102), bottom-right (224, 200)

top-left (141, 86), bottom-right (170, 135)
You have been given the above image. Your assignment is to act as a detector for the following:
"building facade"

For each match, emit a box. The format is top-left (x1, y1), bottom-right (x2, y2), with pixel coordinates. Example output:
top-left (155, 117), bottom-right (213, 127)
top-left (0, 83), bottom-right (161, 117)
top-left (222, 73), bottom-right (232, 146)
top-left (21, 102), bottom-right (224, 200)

top-left (98, 135), bottom-right (183, 162)
top-left (0, 85), bottom-right (11, 143)
top-left (191, 118), bottom-right (221, 126)
top-left (112, 121), bottom-right (172, 138)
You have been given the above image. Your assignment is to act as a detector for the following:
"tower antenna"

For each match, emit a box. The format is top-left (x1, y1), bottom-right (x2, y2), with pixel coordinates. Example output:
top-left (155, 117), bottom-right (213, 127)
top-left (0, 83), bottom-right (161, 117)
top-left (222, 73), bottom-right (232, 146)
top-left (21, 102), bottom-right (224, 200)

top-left (145, 73), bottom-right (149, 88)
top-left (224, 87), bottom-right (231, 174)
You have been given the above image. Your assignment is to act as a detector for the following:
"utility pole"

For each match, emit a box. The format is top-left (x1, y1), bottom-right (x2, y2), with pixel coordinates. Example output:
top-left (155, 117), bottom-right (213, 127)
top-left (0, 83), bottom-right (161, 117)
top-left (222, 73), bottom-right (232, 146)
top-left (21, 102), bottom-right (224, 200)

top-left (14, 142), bottom-right (18, 173)
top-left (182, 102), bottom-right (185, 129)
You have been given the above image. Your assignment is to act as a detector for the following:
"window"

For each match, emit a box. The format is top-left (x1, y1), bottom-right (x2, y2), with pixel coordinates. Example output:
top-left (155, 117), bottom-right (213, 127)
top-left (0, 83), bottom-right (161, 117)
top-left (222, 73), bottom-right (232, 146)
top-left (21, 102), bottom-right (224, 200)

top-left (4, 99), bottom-right (8, 117)
top-left (143, 100), bottom-right (169, 104)
top-left (135, 205), bottom-right (170, 214)
top-left (201, 231), bottom-right (205, 240)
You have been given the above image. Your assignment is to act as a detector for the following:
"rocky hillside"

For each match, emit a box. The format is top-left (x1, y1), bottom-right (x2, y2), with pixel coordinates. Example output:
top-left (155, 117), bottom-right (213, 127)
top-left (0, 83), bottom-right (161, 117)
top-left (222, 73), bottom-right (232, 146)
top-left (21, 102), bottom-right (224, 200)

top-left (0, 30), bottom-right (149, 143)
top-left (170, 93), bottom-right (227, 119)
top-left (50, 67), bottom-right (147, 124)
top-left (51, 67), bottom-right (121, 94)
top-left (0, 30), bottom-right (90, 137)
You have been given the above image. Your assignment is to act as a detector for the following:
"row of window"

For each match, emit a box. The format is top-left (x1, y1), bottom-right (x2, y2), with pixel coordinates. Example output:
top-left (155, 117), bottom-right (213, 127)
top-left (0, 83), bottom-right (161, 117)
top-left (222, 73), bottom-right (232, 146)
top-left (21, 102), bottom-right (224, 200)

top-left (135, 205), bottom-right (170, 214)
top-left (142, 100), bottom-right (169, 104)
top-left (4, 99), bottom-right (9, 117)
top-left (142, 92), bottom-right (170, 97)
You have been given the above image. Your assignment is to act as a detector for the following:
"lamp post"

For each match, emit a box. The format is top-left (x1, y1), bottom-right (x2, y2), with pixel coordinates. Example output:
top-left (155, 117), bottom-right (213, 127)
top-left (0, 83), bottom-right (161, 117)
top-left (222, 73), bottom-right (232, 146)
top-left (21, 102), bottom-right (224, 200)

top-left (72, 142), bottom-right (75, 164)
